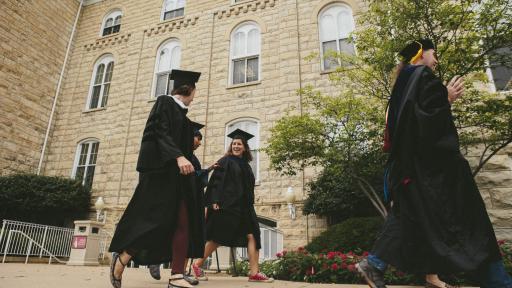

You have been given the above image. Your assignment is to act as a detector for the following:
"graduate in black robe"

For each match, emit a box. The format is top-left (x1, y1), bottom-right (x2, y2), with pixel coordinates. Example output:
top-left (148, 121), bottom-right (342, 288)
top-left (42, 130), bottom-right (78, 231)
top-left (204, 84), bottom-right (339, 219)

top-left (357, 40), bottom-right (510, 288)
top-left (191, 129), bottom-right (274, 283)
top-left (108, 69), bottom-right (203, 288)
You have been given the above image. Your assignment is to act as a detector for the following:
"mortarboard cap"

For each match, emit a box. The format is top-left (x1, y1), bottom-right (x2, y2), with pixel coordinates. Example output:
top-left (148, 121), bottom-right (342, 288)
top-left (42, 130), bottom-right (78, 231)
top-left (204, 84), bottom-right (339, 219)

top-left (191, 121), bottom-right (205, 138)
top-left (399, 39), bottom-right (435, 63)
top-left (170, 69), bottom-right (201, 90)
top-left (227, 128), bottom-right (254, 141)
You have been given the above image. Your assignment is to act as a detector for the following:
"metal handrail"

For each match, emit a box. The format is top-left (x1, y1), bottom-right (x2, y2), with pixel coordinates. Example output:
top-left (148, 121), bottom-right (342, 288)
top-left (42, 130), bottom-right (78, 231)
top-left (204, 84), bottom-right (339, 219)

top-left (2, 230), bottom-right (65, 264)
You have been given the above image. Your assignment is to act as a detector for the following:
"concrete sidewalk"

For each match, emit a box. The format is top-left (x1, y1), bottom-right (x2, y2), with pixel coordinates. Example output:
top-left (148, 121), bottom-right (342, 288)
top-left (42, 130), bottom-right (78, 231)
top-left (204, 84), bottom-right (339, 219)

top-left (0, 263), bottom-right (423, 288)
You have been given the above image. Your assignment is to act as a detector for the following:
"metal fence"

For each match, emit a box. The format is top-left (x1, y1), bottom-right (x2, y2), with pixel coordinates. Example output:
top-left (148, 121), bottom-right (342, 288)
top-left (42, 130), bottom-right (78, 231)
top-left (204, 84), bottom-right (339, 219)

top-left (0, 219), bottom-right (74, 262)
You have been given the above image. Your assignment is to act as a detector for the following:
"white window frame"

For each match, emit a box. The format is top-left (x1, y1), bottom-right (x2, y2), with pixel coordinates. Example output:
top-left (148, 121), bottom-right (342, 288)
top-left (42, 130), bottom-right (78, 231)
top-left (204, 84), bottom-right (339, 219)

top-left (152, 39), bottom-right (181, 97)
top-left (161, 0), bottom-right (186, 21)
top-left (100, 10), bottom-right (122, 37)
top-left (86, 54), bottom-right (114, 110)
top-left (318, 4), bottom-right (356, 71)
top-left (71, 139), bottom-right (100, 190)
top-left (229, 22), bottom-right (261, 85)
top-left (225, 118), bottom-right (260, 182)
top-left (235, 225), bottom-right (283, 262)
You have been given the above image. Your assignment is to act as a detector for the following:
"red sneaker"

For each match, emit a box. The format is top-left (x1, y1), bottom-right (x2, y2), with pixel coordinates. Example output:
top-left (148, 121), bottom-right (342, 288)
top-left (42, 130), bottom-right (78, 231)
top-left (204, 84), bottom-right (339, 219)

top-left (191, 264), bottom-right (208, 281)
top-left (248, 272), bottom-right (274, 283)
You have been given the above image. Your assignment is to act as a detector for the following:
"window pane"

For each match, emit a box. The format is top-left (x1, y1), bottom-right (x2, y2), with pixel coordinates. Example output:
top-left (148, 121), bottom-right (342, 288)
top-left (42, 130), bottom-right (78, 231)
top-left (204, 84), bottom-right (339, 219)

top-left (158, 48), bottom-right (170, 72)
top-left (156, 74), bottom-right (168, 96)
top-left (112, 24), bottom-right (120, 34)
top-left (164, 8), bottom-right (184, 20)
top-left (232, 59), bottom-right (245, 84)
top-left (337, 10), bottom-right (354, 38)
top-left (177, 0), bottom-right (185, 8)
top-left (114, 15), bottom-right (122, 26)
top-left (104, 62), bottom-right (114, 82)
top-left (79, 143), bottom-right (89, 165)
top-left (90, 86), bottom-right (101, 109)
top-left (94, 64), bottom-right (105, 84)
top-left (171, 46), bottom-right (181, 69)
top-left (165, 0), bottom-right (176, 11)
top-left (490, 47), bottom-right (512, 91)
top-left (89, 142), bottom-right (99, 165)
top-left (249, 151), bottom-right (258, 176)
top-left (247, 29), bottom-right (260, 55)
top-left (102, 27), bottom-right (112, 36)
top-left (247, 57), bottom-right (258, 82)
top-left (319, 14), bottom-right (336, 41)
top-left (167, 75), bottom-right (174, 95)
top-left (322, 40), bottom-right (339, 70)
top-left (84, 166), bottom-right (95, 191)
top-left (339, 39), bottom-right (355, 56)
top-left (75, 167), bottom-right (85, 183)
top-left (263, 230), bottom-right (270, 258)
top-left (233, 32), bottom-right (245, 58)
top-left (271, 230), bottom-right (277, 257)
top-left (101, 83), bottom-right (110, 107)
top-left (105, 18), bottom-right (113, 28)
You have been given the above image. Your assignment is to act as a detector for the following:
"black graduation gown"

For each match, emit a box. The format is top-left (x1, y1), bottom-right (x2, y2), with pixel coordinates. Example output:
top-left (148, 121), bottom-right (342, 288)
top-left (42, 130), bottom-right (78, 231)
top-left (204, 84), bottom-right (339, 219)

top-left (204, 156), bottom-right (261, 249)
top-left (108, 96), bottom-right (203, 265)
top-left (372, 66), bottom-right (502, 274)
top-left (187, 154), bottom-right (208, 258)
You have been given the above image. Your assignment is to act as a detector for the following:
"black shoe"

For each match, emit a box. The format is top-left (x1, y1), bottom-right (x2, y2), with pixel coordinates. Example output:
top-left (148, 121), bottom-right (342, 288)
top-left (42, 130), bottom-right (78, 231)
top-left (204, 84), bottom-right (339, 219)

top-left (109, 252), bottom-right (127, 288)
top-left (184, 274), bottom-right (199, 285)
top-left (149, 264), bottom-right (161, 280)
top-left (356, 259), bottom-right (387, 288)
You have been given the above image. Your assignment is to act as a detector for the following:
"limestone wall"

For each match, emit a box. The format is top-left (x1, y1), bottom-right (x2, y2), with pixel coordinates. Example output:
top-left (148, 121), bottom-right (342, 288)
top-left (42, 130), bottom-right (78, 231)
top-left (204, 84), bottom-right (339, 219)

top-left (0, 0), bottom-right (80, 175)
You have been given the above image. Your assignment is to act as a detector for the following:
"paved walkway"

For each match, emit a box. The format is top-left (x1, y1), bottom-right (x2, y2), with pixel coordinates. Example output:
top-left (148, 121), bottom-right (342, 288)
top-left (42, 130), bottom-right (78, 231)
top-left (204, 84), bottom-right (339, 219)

top-left (0, 263), bottom-right (422, 288)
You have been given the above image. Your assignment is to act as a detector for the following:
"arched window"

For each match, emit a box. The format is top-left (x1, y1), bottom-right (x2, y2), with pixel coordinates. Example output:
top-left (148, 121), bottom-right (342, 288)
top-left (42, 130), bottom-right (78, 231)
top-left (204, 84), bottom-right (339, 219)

top-left (162, 0), bottom-right (185, 20)
top-left (101, 10), bottom-right (122, 36)
top-left (318, 4), bottom-right (356, 70)
top-left (87, 55), bottom-right (114, 109)
top-left (225, 119), bottom-right (260, 180)
top-left (153, 39), bottom-right (181, 97)
top-left (230, 22), bottom-right (261, 85)
top-left (72, 139), bottom-right (100, 191)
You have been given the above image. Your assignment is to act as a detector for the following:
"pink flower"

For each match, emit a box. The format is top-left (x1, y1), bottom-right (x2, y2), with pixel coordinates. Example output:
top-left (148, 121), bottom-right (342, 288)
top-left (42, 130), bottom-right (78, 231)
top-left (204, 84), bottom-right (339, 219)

top-left (327, 252), bottom-right (336, 259)
top-left (497, 240), bottom-right (505, 246)
top-left (362, 251), bottom-right (369, 257)
top-left (331, 263), bottom-right (339, 271)
top-left (340, 253), bottom-right (347, 260)
top-left (298, 246), bottom-right (305, 252)
top-left (347, 264), bottom-right (356, 272)
top-left (276, 252), bottom-right (283, 258)
top-left (341, 263), bottom-right (348, 269)
top-left (347, 251), bottom-right (354, 256)
top-left (282, 250), bottom-right (288, 256)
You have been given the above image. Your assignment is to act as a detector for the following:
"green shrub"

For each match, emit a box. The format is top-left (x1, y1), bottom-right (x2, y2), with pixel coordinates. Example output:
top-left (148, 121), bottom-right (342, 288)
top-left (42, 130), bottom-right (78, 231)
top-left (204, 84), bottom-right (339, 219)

top-left (0, 173), bottom-right (91, 226)
top-left (305, 217), bottom-right (383, 254)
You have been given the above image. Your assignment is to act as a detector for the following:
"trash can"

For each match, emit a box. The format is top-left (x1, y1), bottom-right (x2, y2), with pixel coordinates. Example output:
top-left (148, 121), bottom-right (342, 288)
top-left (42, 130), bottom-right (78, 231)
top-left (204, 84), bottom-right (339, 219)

top-left (67, 220), bottom-right (104, 266)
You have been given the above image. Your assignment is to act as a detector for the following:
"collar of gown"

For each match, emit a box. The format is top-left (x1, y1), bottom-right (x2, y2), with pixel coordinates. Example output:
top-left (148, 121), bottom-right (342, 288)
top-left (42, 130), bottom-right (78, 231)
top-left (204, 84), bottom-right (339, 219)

top-left (171, 95), bottom-right (188, 110)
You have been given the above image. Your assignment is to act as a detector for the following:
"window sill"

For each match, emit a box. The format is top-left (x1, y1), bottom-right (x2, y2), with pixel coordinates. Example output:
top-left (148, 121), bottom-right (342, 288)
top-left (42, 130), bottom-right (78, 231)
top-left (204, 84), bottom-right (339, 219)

top-left (226, 80), bottom-right (261, 89)
top-left (96, 32), bottom-right (121, 41)
top-left (160, 15), bottom-right (185, 24)
top-left (83, 107), bottom-right (107, 113)
top-left (230, 0), bottom-right (257, 6)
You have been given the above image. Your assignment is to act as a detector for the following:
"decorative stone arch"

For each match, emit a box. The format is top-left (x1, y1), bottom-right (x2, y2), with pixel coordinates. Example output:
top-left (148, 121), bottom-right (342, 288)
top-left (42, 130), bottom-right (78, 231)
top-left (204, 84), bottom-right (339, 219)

top-left (224, 16), bottom-right (268, 40)
top-left (311, 0), bottom-right (360, 25)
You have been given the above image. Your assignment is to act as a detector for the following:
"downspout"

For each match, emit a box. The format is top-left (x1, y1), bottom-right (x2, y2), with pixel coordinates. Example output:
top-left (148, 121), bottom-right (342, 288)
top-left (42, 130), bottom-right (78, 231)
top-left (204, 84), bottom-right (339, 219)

top-left (37, 0), bottom-right (83, 175)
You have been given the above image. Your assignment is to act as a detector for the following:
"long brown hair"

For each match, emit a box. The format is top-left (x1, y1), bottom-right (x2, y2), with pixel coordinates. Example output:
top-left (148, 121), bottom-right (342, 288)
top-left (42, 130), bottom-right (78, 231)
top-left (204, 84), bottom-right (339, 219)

top-left (225, 136), bottom-right (253, 162)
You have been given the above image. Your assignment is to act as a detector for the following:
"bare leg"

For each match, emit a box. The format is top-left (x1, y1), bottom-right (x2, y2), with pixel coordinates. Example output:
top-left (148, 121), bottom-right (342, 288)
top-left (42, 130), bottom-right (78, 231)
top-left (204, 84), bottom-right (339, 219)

top-left (114, 251), bottom-right (132, 279)
top-left (194, 241), bottom-right (220, 267)
top-left (426, 274), bottom-right (448, 287)
top-left (247, 234), bottom-right (259, 276)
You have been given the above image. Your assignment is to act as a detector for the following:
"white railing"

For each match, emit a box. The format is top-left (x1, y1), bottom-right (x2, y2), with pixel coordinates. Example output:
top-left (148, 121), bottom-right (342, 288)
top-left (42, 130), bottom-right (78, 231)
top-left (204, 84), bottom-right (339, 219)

top-left (2, 230), bottom-right (66, 264)
top-left (0, 219), bottom-right (74, 262)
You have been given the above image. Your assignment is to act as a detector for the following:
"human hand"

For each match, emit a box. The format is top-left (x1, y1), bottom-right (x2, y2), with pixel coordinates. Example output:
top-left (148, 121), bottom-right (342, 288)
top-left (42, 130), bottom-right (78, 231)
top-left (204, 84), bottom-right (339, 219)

top-left (212, 203), bottom-right (220, 210)
top-left (177, 156), bottom-right (195, 175)
top-left (209, 162), bottom-right (220, 171)
top-left (446, 75), bottom-right (464, 104)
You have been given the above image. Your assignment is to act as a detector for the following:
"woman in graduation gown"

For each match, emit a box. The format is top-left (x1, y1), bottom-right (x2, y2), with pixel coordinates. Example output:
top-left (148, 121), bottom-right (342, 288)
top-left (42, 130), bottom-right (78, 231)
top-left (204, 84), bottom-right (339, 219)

top-left (191, 129), bottom-right (274, 283)
top-left (108, 69), bottom-right (204, 288)
top-left (357, 40), bottom-right (510, 288)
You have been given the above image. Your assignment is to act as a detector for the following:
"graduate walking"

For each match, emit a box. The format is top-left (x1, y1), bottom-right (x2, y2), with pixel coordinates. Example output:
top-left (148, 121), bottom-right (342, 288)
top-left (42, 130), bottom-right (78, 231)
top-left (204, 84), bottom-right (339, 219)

top-left (356, 39), bottom-right (511, 288)
top-left (108, 69), bottom-right (204, 288)
top-left (191, 129), bottom-right (274, 283)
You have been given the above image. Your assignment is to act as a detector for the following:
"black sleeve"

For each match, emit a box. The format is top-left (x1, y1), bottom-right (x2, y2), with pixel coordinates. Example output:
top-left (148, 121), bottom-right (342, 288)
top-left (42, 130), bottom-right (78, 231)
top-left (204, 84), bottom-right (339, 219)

top-left (204, 158), bottom-right (228, 206)
top-left (136, 97), bottom-right (184, 172)
top-left (414, 68), bottom-right (459, 152)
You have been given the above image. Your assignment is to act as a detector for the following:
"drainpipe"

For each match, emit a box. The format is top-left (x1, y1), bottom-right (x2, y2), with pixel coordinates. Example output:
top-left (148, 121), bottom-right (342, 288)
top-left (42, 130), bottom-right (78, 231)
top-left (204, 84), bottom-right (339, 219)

top-left (37, 0), bottom-right (83, 175)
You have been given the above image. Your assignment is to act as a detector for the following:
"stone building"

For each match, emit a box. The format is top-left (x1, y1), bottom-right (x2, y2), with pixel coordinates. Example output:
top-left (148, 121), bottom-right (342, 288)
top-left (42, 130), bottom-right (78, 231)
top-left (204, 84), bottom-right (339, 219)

top-left (1, 0), bottom-right (511, 255)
